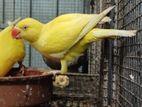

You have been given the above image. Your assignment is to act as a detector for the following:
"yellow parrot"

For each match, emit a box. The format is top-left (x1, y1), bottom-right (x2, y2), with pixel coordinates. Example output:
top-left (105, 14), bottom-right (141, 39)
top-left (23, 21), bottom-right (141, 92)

top-left (12, 6), bottom-right (114, 73)
top-left (0, 21), bottom-right (25, 76)
top-left (11, 6), bottom-right (116, 74)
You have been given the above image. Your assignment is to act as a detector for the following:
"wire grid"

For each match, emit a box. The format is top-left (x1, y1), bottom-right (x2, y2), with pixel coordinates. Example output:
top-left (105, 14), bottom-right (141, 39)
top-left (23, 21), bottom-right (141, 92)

top-left (58, 0), bottom-right (84, 15)
top-left (32, 0), bottom-right (57, 23)
top-left (113, 0), bottom-right (142, 106)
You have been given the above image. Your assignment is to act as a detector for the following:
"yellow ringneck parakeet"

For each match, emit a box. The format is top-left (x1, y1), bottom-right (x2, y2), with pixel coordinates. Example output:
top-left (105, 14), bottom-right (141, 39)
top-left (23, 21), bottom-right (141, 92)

top-left (11, 6), bottom-right (136, 75)
top-left (0, 25), bottom-right (25, 76)
top-left (11, 6), bottom-right (115, 74)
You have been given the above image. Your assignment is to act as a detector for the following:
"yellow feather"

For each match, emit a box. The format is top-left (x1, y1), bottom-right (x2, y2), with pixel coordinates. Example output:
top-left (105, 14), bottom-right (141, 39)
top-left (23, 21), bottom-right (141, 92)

top-left (0, 26), bottom-right (25, 76)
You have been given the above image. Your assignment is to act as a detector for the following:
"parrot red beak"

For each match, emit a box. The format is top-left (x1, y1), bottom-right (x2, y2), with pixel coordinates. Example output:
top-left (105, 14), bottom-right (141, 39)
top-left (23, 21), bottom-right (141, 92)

top-left (11, 27), bottom-right (21, 39)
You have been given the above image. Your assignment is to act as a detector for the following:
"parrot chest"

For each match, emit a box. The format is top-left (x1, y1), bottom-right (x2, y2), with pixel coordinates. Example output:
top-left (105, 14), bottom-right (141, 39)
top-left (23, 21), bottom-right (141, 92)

top-left (31, 41), bottom-right (66, 59)
top-left (31, 31), bottom-right (91, 62)
top-left (33, 16), bottom-right (91, 54)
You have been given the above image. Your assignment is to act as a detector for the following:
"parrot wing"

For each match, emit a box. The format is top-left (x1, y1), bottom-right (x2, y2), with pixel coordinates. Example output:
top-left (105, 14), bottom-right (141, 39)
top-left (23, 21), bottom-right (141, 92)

top-left (45, 13), bottom-right (111, 26)
top-left (66, 6), bottom-right (115, 53)
top-left (38, 6), bottom-right (115, 58)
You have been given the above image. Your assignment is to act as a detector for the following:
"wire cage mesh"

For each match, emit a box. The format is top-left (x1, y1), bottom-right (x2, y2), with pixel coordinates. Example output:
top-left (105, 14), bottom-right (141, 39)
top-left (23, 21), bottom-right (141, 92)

top-left (113, 0), bottom-right (142, 107)
top-left (91, 0), bottom-right (142, 107)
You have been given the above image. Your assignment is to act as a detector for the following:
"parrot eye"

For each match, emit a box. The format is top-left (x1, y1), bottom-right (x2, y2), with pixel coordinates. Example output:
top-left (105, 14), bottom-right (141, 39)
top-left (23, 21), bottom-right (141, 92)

top-left (22, 26), bottom-right (28, 30)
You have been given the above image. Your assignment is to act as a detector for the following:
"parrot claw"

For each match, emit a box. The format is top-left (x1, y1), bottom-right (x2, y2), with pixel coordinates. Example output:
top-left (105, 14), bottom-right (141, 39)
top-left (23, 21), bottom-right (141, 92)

top-left (19, 64), bottom-right (26, 75)
top-left (18, 61), bottom-right (26, 76)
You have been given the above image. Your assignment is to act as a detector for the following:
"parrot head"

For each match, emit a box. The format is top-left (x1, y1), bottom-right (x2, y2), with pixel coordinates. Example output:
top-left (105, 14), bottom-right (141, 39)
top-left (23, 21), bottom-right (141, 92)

top-left (11, 18), bottom-right (43, 42)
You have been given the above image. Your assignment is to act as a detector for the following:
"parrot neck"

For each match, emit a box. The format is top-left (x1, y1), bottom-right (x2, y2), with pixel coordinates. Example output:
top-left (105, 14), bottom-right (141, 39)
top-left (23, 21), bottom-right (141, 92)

top-left (24, 24), bottom-right (43, 43)
top-left (27, 33), bottom-right (40, 43)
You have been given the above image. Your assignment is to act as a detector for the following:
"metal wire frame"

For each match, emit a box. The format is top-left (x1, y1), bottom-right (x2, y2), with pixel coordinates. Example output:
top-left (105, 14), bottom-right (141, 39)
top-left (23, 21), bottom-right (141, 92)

top-left (113, 0), bottom-right (142, 107)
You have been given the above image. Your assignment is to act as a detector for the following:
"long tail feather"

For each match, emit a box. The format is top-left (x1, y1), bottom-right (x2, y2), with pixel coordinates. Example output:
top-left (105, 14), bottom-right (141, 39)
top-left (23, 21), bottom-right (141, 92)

top-left (93, 29), bottom-right (137, 38)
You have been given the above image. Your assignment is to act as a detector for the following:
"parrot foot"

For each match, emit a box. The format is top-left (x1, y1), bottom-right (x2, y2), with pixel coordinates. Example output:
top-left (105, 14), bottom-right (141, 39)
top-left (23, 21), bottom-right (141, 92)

top-left (18, 64), bottom-right (26, 75)
top-left (53, 75), bottom-right (69, 88)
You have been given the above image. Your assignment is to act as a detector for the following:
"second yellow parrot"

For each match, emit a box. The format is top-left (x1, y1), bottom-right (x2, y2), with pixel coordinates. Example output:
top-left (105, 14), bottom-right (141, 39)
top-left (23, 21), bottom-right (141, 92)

top-left (0, 24), bottom-right (25, 76)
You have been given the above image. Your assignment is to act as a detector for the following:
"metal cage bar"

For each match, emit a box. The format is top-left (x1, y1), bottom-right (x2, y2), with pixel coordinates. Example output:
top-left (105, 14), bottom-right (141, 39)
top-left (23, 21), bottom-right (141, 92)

top-left (114, 0), bottom-right (142, 107)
